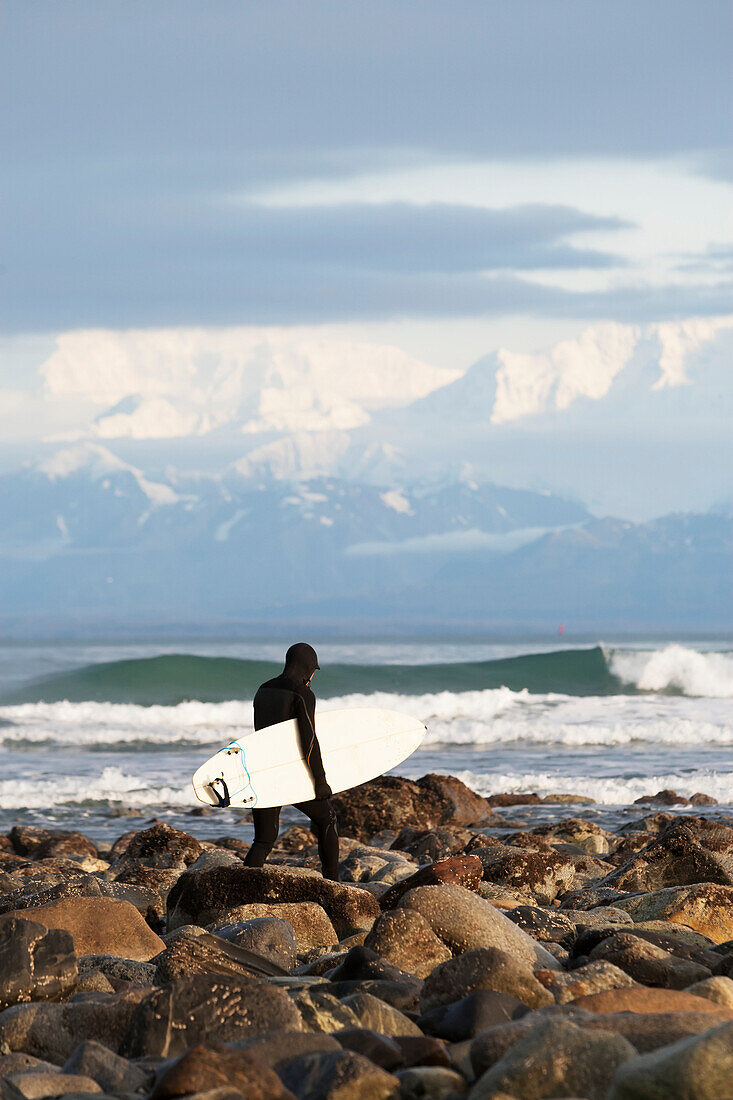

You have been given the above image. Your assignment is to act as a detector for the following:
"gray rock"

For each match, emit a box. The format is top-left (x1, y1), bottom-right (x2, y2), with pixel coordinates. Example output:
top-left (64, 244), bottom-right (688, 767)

top-left (470, 1016), bottom-right (636, 1100)
top-left (418, 990), bottom-right (525, 1041)
top-left (332, 1029), bottom-right (404, 1071)
top-left (364, 909), bottom-right (451, 979)
top-left (534, 960), bottom-right (636, 1004)
top-left (277, 1049), bottom-right (399, 1100)
top-left (5, 1073), bottom-right (102, 1098)
top-left (0, 989), bottom-right (148, 1062)
top-left (0, 916), bottom-right (77, 1009)
top-left (234, 1030), bottom-right (340, 1070)
top-left (120, 974), bottom-right (302, 1057)
top-left (340, 992), bottom-right (422, 1037)
top-left (153, 929), bottom-right (287, 982)
top-left (588, 931), bottom-right (711, 989)
top-left (607, 1019), bottom-right (733, 1099)
top-left (291, 988), bottom-right (361, 1033)
top-left (397, 1066), bottom-right (468, 1098)
top-left (0, 1055), bottom-right (61, 1075)
top-left (148, 1044), bottom-right (294, 1100)
top-left (505, 906), bottom-right (576, 946)
top-left (63, 1040), bottom-right (152, 1093)
top-left (420, 948), bottom-right (553, 1013)
top-left (399, 884), bottom-right (561, 970)
top-left (213, 917), bottom-right (297, 971)
top-left (77, 956), bottom-right (155, 987)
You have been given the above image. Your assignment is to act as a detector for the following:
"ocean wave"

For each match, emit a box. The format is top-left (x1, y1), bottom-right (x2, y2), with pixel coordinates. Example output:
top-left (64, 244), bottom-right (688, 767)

top-left (608, 644), bottom-right (733, 698)
top-left (451, 768), bottom-right (733, 805)
top-left (0, 766), bottom-right (191, 810)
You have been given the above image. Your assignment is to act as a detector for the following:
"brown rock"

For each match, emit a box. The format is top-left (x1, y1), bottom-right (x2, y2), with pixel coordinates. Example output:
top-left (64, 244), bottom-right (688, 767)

top-left (364, 909), bottom-right (451, 978)
top-left (116, 823), bottom-right (203, 868)
top-left (588, 931), bottom-right (712, 989)
top-left (277, 1049), bottom-right (399, 1100)
top-left (606, 1019), bottom-right (733, 1100)
top-left (581, 1009), bottom-right (733, 1053)
top-left (5, 1070), bottom-right (102, 1097)
top-left (154, 929), bottom-right (287, 982)
top-left (487, 793), bottom-right (541, 806)
top-left (611, 883), bottom-right (733, 943)
top-left (690, 792), bottom-right (718, 805)
top-left (599, 821), bottom-right (733, 892)
top-left (477, 847), bottom-right (577, 905)
top-left (211, 901), bottom-right (337, 952)
top-left (167, 864), bottom-right (379, 938)
top-left (572, 986), bottom-right (733, 1016)
top-left (420, 948), bottom-right (553, 1012)
top-left (0, 988), bottom-right (148, 1062)
top-left (150, 1044), bottom-right (294, 1100)
top-left (416, 773), bottom-right (496, 827)
top-left (342, 991), bottom-right (423, 1037)
top-left (32, 833), bottom-right (98, 862)
top-left (685, 975), bottom-right (733, 1008)
top-left (379, 855), bottom-right (483, 911)
top-left (0, 915), bottom-right (77, 1009)
top-left (2, 897), bottom-right (164, 961)
top-left (535, 960), bottom-right (636, 1004)
top-left (633, 789), bottom-right (690, 805)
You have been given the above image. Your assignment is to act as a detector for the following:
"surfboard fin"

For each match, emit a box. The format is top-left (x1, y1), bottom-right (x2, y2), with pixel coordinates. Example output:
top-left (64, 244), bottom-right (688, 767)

top-left (208, 776), bottom-right (231, 807)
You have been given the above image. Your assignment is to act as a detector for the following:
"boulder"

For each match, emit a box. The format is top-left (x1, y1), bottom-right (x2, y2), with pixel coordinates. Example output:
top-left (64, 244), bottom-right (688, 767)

top-left (167, 865), bottom-right (379, 938)
top-left (587, 931), bottom-right (711, 989)
top-left (685, 975), bottom-right (733, 1008)
top-left (418, 990), bottom-right (525, 1041)
top-left (420, 948), bottom-right (552, 1013)
top-left (477, 848), bottom-right (577, 905)
top-left (63, 1039), bottom-right (151, 1093)
top-left (633, 789), bottom-right (690, 805)
top-left (579, 1009), bottom-right (733, 1054)
top-left (364, 909), bottom-right (451, 978)
top-left (4, 1070), bottom-right (102, 1096)
top-left (32, 834), bottom-right (98, 862)
top-left (340, 991), bottom-right (422, 1037)
top-left (153, 929), bottom-right (286, 982)
top-left (1, 898), bottom-right (164, 961)
top-left (600, 821), bottom-right (733, 892)
top-left (399, 884), bottom-right (561, 970)
top-left (487, 793), bottom-right (541, 807)
top-left (469, 1016), bottom-right (636, 1100)
top-left (612, 883), bottom-right (733, 943)
top-left (535, 960), bottom-right (636, 1004)
top-left (397, 1066), bottom-right (468, 1098)
top-left (0, 988), bottom-right (148, 1062)
top-left (111, 823), bottom-right (203, 869)
top-left (379, 856), bottom-right (483, 911)
top-left (234, 1030), bottom-right (340, 1071)
top-left (76, 954), bottom-right (155, 988)
top-left (333, 1029), bottom-right (404, 1071)
top-left (607, 1019), bottom-right (733, 1099)
top-left (505, 906), bottom-right (576, 947)
top-left (0, 916), bottom-right (77, 1009)
top-left (9, 828), bottom-right (94, 860)
top-left (149, 1044), bottom-right (294, 1100)
top-left (390, 827), bottom-right (475, 862)
top-left (277, 1049), bottom-right (399, 1100)
top-left (331, 774), bottom-right (495, 842)
top-left (292, 988), bottom-right (361, 1033)
top-left (121, 974), bottom-right (302, 1057)
top-left (211, 902), bottom-right (336, 953)
top-left (572, 986), bottom-right (733, 1016)
top-left (212, 917), bottom-right (297, 970)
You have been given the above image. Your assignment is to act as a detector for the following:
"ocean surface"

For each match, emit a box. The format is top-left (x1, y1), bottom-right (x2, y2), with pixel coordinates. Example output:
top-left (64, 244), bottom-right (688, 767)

top-left (0, 637), bottom-right (732, 843)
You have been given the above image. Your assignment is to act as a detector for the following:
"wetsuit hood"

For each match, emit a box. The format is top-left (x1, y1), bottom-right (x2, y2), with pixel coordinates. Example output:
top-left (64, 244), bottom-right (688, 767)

top-left (283, 642), bottom-right (320, 683)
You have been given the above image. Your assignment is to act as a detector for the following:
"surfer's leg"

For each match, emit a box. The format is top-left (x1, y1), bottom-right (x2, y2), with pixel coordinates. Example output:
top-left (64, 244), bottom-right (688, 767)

top-left (244, 806), bottom-right (281, 867)
top-left (297, 798), bottom-right (339, 880)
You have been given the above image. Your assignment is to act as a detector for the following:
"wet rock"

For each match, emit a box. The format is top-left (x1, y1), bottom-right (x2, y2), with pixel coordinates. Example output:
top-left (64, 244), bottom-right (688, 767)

top-left (277, 1049), bottom-right (399, 1100)
top-left (212, 917), bottom-right (297, 970)
top-left (77, 955), bottom-right (155, 988)
top-left (505, 906), bottom-right (576, 947)
top-left (379, 856), bottom-right (483, 911)
top-left (153, 929), bottom-right (286, 983)
top-left (121, 974), bottom-right (302, 1057)
top-left (611, 883), bottom-right (733, 943)
top-left (685, 975), bottom-right (733, 1008)
top-left (606, 1019), bottom-right (733, 1099)
top-left (420, 948), bottom-right (553, 1013)
top-left (469, 1016), bottom-right (635, 1100)
top-left (341, 991), bottom-right (422, 1037)
top-left (333, 1028), bottom-right (404, 1071)
top-left (487, 793), bottom-right (541, 807)
top-left (32, 834), bottom-right (98, 863)
top-left (399, 884), bottom-right (561, 970)
top-left (1, 898), bottom-right (165, 961)
top-left (0, 988), bottom-right (148, 1062)
top-left (331, 774), bottom-right (495, 843)
top-left (600, 821), bottom-right (733, 892)
top-left (541, 793), bottom-right (596, 805)
top-left (535, 960), bottom-right (636, 1004)
top-left (364, 909), bottom-right (451, 978)
top-left (167, 864), bottom-right (379, 939)
top-left (690, 792), bottom-right (718, 805)
top-left (111, 824), bottom-right (203, 870)
top-left (587, 931), bottom-right (711, 988)
top-left (5, 1070), bottom-right (102, 1096)
top-left (0, 916), bottom-right (77, 1009)
top-left (211, 902), bottom-right (336, 953)
top-left (149, 1044), bottom-right (294, 1100)
top-left (397, 1066), bottom-right (467, 1098)
top-left (633, 789), bottom-right (690, 805)
top-left (418, 990), bottom-right (525, 1041)
top-left (63, 1039), bottom-right (151, 1093)
top-left (292, 988), bottom-right (360, 1032)
top-left (572, 986), bottom-right (733, 1016)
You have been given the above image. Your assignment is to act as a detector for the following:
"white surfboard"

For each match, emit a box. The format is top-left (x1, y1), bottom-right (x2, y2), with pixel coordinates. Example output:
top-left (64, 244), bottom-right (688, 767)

top-left (192, 707), bottom-right (426, 810)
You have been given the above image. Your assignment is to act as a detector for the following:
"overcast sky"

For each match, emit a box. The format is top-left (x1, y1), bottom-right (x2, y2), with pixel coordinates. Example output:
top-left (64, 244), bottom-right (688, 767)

top-left (2, 0), bottom-right (732, 373)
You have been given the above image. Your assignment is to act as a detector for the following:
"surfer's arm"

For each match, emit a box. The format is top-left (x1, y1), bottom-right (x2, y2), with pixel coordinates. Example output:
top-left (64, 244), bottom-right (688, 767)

top-left (294, 693), bottom-right (331, 798)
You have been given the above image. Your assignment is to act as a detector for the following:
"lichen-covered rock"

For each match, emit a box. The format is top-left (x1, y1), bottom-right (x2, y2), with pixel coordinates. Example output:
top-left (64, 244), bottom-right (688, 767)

top-left (600, 821), bottom-right (733, 892)
top-left (167, 864), bottom-right (379, 938)
top-left (606, 1019), bottom-right (733, 1099)
top-left (399, 884), bottom-right (561, 970)
top-left (0, 916), bottom-right (77, 1009)
top-left (390, 827), bottom-right (476, 862)
top-left (469, 1016), bottom-right (636, 1100)
top-left (121, 974), bottom-right (302, 1057)
top-left (505, 906), bottom-right (576, 946)
top-left (364, 909), bottom-right (451, 978)
top-left (535, 960), bottom-right (636, 1004)
top-left (379, 856), bottom-right (483, 911)
top-left (111, 823), bottom-right (203, 869)
top-left (611, 883), bottom-right (733, 943)
top-left (476, 847), bottom-right (578, 905)
top-left (153, 929), bottom-right (287, 982)
top-left (420, 948), bottom-right (553, 1013)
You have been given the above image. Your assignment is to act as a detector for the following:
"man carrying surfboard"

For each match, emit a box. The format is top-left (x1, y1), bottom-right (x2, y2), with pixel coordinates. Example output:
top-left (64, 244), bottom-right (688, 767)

top-left (243, 642), bottom-right (340, 879)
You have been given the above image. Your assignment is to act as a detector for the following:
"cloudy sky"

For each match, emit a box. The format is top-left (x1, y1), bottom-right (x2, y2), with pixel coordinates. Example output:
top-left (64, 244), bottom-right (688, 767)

top-left (2, 1), bottom-right (732, 386)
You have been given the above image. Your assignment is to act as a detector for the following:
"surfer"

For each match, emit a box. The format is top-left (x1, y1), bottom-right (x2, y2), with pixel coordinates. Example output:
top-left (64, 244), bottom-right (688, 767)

top-left (243, 642), bottom-right (340, 880)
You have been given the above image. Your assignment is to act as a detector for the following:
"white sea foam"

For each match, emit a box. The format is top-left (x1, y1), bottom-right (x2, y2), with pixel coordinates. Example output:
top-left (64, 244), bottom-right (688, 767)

top-left (0, 766), bottom-right (190, 809)
top-left (608, 644), bottom-right (733, 698)
top-left (450, 768), bottom-right (733, 805)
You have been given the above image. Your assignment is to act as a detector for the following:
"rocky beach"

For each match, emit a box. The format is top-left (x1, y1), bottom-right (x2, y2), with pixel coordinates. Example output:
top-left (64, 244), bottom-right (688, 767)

top-left (1, 772), bottom-right (733, 1099)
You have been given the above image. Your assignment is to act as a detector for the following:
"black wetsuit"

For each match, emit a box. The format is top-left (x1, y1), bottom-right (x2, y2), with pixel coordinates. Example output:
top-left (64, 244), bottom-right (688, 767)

top-left (243, 642), bottom-right (339, 879)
